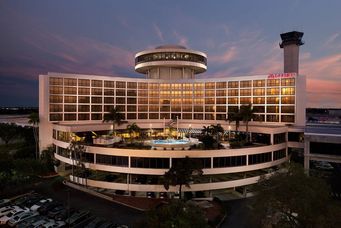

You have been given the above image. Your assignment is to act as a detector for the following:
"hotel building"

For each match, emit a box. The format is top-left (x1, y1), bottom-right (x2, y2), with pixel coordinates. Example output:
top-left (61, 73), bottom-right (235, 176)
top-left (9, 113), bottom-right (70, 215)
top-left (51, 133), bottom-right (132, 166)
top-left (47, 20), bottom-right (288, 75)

top-left (39, 32), bottom-right (311, 198)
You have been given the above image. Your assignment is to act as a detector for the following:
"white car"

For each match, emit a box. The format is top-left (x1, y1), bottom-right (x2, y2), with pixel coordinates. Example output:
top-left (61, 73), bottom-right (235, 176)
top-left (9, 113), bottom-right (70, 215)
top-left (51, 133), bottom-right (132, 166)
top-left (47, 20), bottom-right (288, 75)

top-left (0, 206), bottom-right (20, 217)
top-left (7, 211), bottom-right (39, 227)
top-left (0, 199), bottom-right (11, 208)
top-left (30, 198), bottom-right (53, 211)
top-left (0, 208), bottom-right (29, 225)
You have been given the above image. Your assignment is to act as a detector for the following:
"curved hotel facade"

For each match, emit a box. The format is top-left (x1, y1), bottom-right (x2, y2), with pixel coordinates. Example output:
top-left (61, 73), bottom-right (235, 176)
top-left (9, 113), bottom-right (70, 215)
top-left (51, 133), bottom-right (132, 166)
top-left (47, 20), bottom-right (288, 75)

top-left (39, 32), bottom-right (307, 198)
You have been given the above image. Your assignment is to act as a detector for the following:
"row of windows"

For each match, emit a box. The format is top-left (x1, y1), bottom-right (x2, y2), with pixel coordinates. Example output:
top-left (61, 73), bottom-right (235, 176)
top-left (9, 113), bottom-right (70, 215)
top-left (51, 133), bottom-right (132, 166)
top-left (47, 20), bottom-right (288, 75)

top-left (50, 113), bottom-right (295, 122)
top-left (135, 52), bottom-right (207, 65)
top-left (49, 77), bottom-right (295, 90)
top-left (56, 149), bottom-right (286, 168)
top-left (50, 95), bottom-right (295, 105)
top-left (50, 87), bottom-right (295, 97)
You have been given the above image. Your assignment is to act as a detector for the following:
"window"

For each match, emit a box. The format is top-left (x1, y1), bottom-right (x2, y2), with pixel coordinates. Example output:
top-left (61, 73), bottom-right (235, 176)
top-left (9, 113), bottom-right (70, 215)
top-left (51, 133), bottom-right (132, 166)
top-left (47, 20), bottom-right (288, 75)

top-left (91, 105), bottom-right (102, 112)
top-left (91, 114), bottom-right (102, 120)
top-left (228, 81), bottom-right (239, 88)
top-left (49, 77), bottom-right (63, 85)
top-left (240, 80), bottom-right (251, 88)
top-left (253, 88), bottom-right (265, 96)
top-left (78, 113), bottom-right (90, 120)
top-left (96, 154), bottom-right (128, 167)
top-left (281, 96), bottom-right (295, 104)
top-left (216, 106), bottom-right (226, 112)
top-left (240, 89), bottom-right (251, 96)
top-left (50, 95), bottom-right (63, 103)
top-left (205, 82), bottom-right (215, 89)
top-left (131, 157), bottom-right (169, 169)
top-left (79, 79), bottom-right (90, 87)
top-left (213, 156), bottom-right (246, 168)
top-left (253, 97), bottom-right (265, 104)
top-left (91, 88), bottom-right (102, 96)
top-left (64, 87), bottom-right (77, 94)
top-left (216, 90), bottom-right (226, 96)
top-left (50, 114), bottom-right (62, 121)
top-left (267, 97), bottom-right (279, 104)
top-left (138, 82), bottom-right (148, 89)
top-left (274, 133), bottom-right (286, 144)
top-left (64, 114), bottom-right (76, 121)
top-left (79, 88), bottom-right (90, 95)
top-left (281, 106), bottom-right (295, 113)
top-left (64, 96), bottom-right (77, 103)
top-left (267, 79), bottom-right (280, 87)
top-left (253, 80), bottom-right (265, 87)
top-left (273, 149), bottom-right (286, 160)
top-left (281, 87), bottom-right (295, 95)
top-left (92, 97), bottom-right (102, 104)
top-left (281, 115), bottom-right (295, 123)
top-left (49, 104), bottom-right (62, 112)
top-left (127, 90), bottom-right (137, 96)
top-left (91, 80), bottom-right (103, 87)
top-left (64, 105), bottom-right (76, 112)
top-left (228, 98), bottom-right (238, 104)
top-left (253, 106), bottom-right (265, 113)
top-left (248, 152), bottom-right (271, 165)
top-left (228, 89), bottom-right (238, 96)
top-left (267, 88), bottom-right (280, 95)
top-left (64, 78), bottom-right (77, 86)
top-left (78, 105), bottom-right (89, 112)
top-left (216, 82), bottom-right (226, 89)
top-left (240, 97), bottom-right (251, 104)
top-left (127, 82), bottom-right (137, 89)
top-left (267, 115), bottom-right (279, 122)
top-left (116, 89), bottom-right (126, 96)
top-left (50, 86), bottom-right (63, 94)
top-left (281, 78), bottom-right (295, 86)
top-left (267, 106), bottom-right (279, 113)
top-left (78, 96), bottom-right (90, 103)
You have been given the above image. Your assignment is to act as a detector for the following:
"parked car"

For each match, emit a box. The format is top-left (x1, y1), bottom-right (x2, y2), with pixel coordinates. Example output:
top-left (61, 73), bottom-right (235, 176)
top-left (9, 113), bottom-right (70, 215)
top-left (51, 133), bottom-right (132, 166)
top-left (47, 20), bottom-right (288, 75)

top-left (65, 210), bottom-right (90, 227)
top-left (38, 202), bottom-right (62, 215)
top-left (0, 206), bottom-right (19, 217)
top-left (84, 217), bottom-right (107, 228)
top-left (47, 205), bottom-right (64, 218)
top-left (16, 215), bottom-right (45, 228)
top-left (0, 208), bottom-right (29, 225)
top-left (97, 221), bottom-right (115, 228)
top-left (0, 199), bottom-right (11, 208)
top-left (41, 220), bottom-right (66, 228)
top-left (27, 217), bottom-right (53, 228)
top-left (7, 211), bottom-right (38, 227)
top-left (30, 198), bottom-right (53, 211)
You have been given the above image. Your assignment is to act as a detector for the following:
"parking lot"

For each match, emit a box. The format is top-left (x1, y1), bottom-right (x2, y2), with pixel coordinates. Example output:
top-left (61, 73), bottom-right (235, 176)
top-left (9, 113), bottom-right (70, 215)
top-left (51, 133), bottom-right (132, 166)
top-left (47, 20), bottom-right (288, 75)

top-left (0, 177), bottom-right (145, 227)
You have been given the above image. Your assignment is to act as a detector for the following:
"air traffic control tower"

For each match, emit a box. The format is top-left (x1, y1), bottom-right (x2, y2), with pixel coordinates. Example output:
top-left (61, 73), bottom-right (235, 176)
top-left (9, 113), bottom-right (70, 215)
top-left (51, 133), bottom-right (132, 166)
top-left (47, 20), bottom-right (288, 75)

top-left (280, 31), bottom-right (304, 74)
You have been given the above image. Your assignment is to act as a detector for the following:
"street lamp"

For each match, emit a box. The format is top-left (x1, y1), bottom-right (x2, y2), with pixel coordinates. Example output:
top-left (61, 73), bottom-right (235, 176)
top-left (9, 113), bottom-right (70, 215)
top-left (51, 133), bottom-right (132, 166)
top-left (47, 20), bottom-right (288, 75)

top-left (228, 125), bottom-right (231, 141)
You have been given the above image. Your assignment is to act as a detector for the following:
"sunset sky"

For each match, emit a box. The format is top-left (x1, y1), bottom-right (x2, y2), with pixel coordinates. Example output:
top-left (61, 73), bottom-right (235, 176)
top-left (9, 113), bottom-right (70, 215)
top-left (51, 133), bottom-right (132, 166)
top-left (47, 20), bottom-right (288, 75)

top-left (0, 0), bottom-right (340, 107)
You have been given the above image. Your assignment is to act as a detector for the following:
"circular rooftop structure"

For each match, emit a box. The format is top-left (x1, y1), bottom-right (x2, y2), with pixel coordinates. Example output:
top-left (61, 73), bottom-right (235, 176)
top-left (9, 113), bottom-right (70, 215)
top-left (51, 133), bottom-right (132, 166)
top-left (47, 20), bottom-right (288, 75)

top-left (135, 45), bottom-right (207, 79)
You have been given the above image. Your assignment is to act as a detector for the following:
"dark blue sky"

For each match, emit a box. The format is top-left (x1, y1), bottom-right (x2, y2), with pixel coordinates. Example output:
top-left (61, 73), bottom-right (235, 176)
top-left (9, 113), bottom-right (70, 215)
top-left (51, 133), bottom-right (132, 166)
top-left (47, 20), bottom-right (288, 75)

top-left (0, 0), bottom-right (340, 107)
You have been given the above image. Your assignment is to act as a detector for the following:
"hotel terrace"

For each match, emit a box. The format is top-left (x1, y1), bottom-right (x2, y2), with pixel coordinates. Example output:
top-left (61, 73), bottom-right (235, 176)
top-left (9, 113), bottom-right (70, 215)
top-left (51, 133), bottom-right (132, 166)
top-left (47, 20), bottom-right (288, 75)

top-left (38, 32), bottom-right (316, 198)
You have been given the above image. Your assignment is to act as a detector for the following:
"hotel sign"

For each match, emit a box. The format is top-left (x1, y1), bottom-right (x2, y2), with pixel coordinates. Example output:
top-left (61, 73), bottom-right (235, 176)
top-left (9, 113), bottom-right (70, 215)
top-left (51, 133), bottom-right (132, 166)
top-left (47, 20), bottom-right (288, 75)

top-left (268, 73), bottom-right (296, 79)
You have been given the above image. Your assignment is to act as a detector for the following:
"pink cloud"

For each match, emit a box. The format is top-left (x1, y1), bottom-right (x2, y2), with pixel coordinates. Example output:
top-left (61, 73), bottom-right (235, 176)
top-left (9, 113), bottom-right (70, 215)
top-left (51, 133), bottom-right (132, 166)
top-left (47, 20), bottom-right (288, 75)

top-left (153, 23), bottom-right (164, 42)
top-left (210, 46), bottom-right (238, 64)
top-left (173, 31), bottom-right (188, 47)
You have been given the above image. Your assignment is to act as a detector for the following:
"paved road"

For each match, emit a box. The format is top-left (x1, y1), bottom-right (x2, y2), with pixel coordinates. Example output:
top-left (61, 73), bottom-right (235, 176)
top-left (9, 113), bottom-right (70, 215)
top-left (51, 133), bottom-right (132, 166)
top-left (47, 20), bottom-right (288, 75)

top-left (33, 177), bottom-right (145, 226)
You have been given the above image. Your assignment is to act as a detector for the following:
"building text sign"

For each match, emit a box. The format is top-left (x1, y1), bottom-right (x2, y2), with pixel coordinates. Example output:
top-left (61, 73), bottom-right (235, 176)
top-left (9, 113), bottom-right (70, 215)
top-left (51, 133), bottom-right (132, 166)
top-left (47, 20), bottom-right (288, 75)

top-left (268, 73), bottom-right (296, 79)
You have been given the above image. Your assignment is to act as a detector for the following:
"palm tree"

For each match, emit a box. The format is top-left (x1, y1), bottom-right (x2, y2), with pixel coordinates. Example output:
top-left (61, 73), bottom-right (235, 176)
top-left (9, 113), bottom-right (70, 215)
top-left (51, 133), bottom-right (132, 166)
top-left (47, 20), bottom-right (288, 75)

top-left (240, 104), bottom-right (255, 142)
top-left (163, 156), bottom-right (203, 199)
top-left (103, 107), bottom-right (124, 136)
top-left (67, 141), bottom-right (87, 187)
top-left (28, 112), bottom-right (39, 159)
top-left (126, 122), bottom-right (141, 141)
top-left (210, 124), bottom-right (224, 145)
top-left (227, 109), bottom-right (242, 132)
top-left (201, 125), bottom-right (212, 136)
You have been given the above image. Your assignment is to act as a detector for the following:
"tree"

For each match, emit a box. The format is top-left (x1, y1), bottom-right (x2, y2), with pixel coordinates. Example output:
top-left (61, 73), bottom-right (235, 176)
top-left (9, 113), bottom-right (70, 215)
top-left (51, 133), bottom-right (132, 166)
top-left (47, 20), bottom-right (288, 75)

top-left (144, 200), bottom-right (208, 228)
top-left (201, 125), bottom-right (212, 136)
top-left (210, 124), bottom-right (224, 145)
top-left (227, 109), bottom-right (242, 131)
top-left (240, 104), bottom-right (255, 142)
top-left (0, 123), bottom-right (19, 145)
top-left (67, 141), bottom-right (88, 186)
top-left (251, 163), bottom-right (341, 227)
top-left (163, 156), bottom-right (203, 199)
top-left (126, 122), bottom-right (141, 141)
top-left (103, 107), bottom-right (124, 136)
top-left (28, 112), bottom-right (40, 159)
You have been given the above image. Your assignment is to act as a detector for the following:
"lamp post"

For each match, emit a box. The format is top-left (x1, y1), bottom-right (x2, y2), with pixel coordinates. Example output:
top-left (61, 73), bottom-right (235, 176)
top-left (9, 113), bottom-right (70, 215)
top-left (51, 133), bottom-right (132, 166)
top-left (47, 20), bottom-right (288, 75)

top-left (228, 125), bottom-right (231, 141)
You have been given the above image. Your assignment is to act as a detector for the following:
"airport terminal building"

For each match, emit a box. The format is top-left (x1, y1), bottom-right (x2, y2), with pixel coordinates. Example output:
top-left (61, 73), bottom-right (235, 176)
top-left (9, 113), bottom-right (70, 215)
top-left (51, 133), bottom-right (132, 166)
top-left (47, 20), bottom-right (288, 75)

top-left (38, 31), bottom-right (338, 198)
